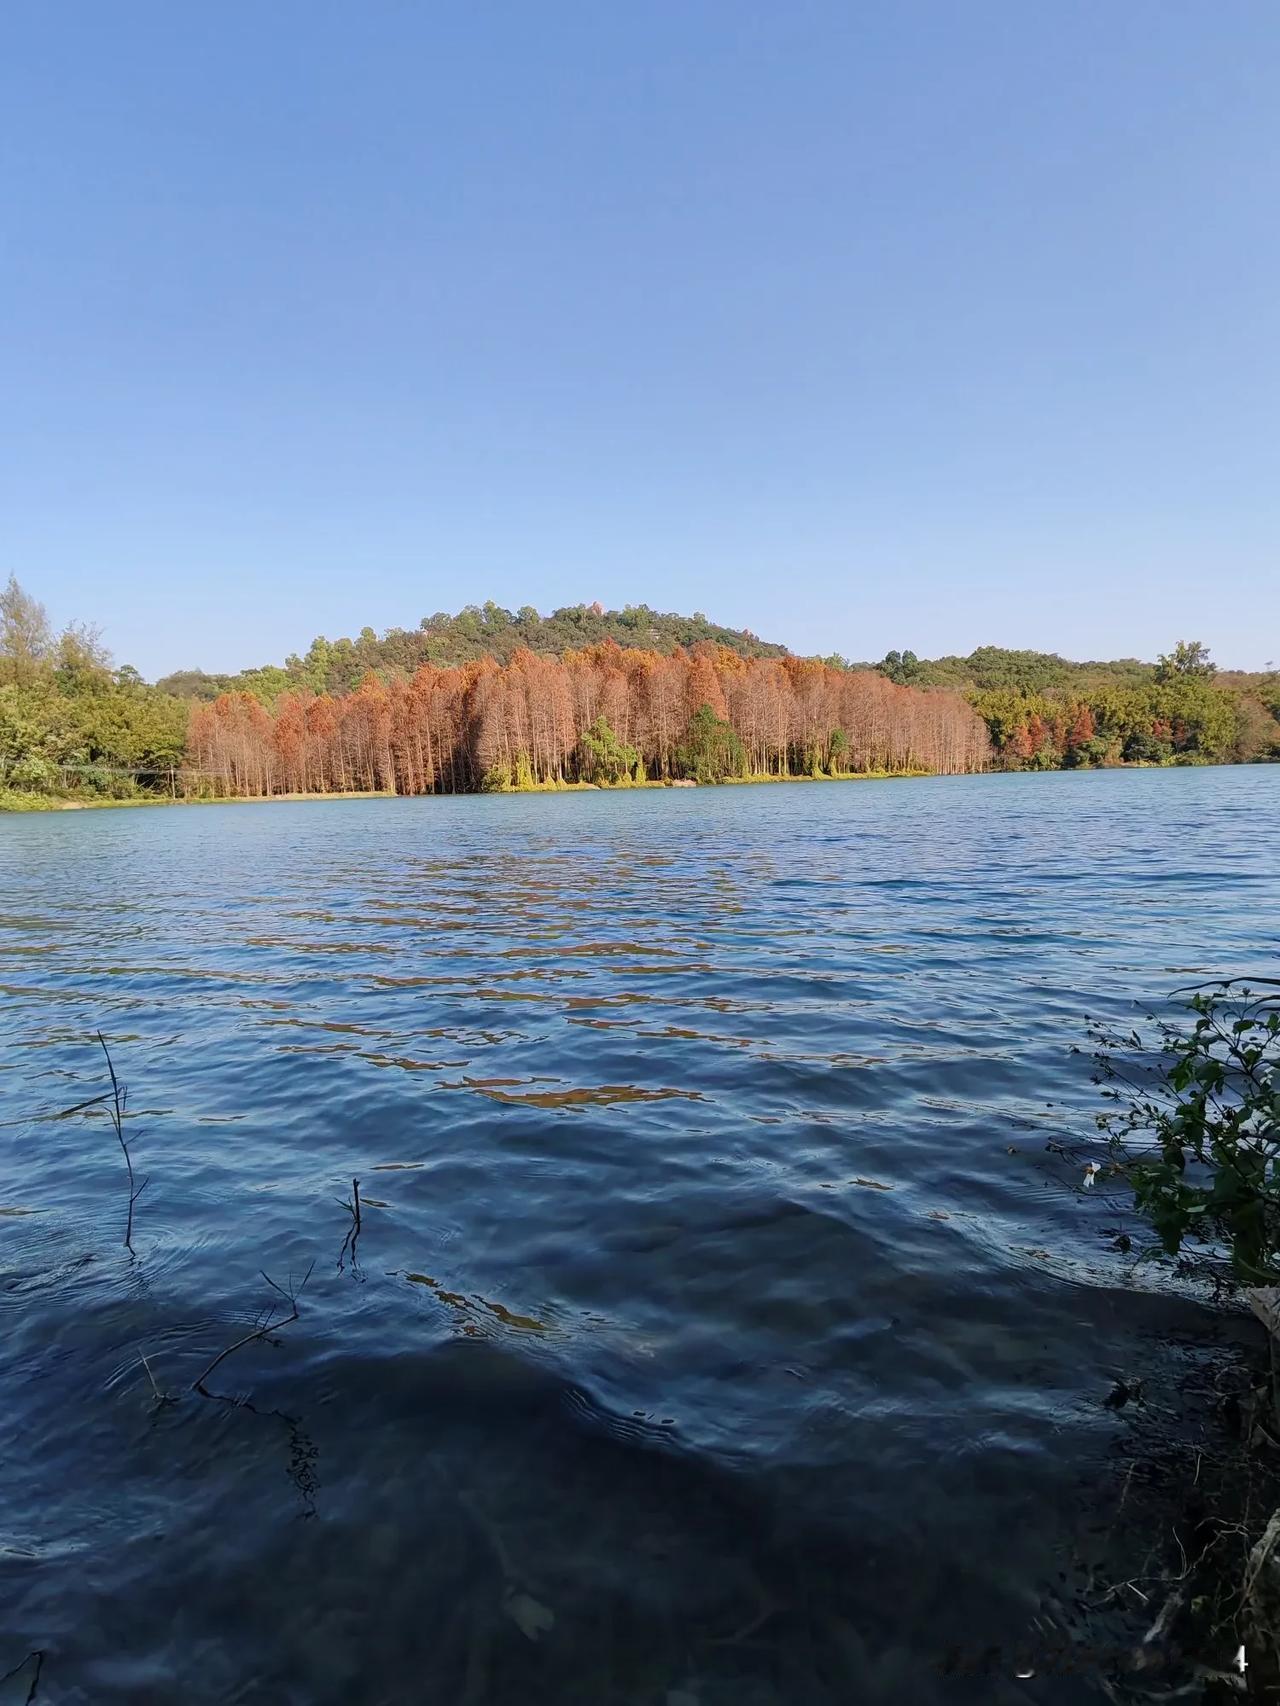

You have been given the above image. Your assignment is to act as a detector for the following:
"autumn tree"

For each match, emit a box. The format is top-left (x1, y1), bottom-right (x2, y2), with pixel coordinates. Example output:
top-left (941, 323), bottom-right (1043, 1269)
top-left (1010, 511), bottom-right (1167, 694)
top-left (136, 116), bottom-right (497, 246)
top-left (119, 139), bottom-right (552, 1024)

top-left (145, 644), bottom-right (994, 799)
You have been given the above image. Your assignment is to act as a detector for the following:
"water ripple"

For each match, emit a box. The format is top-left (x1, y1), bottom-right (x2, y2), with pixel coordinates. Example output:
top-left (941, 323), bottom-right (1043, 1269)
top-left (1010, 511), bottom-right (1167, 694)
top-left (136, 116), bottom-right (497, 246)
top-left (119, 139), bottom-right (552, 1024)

top-left (1, 768), bottom-right (1278, 1702)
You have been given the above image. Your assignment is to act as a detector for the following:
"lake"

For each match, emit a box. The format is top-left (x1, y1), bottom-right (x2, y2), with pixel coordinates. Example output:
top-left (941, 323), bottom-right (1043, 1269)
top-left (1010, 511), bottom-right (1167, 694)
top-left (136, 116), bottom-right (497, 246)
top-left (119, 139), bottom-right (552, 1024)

top-left (2, 767), bottom-right (1277, 1704)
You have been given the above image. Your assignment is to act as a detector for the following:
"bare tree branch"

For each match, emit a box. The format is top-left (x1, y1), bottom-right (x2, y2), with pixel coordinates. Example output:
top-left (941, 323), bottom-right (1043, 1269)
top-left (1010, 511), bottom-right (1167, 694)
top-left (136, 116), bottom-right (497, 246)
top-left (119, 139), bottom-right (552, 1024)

top-left (191, 1262), bottom-right (315, 1401)
top-left (95, 1032), bottom-right (146, 1251)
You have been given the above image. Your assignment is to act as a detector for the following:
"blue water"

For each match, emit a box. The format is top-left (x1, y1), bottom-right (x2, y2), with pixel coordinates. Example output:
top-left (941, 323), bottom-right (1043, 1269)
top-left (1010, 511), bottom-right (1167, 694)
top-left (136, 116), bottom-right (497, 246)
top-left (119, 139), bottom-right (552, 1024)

top-left (1, 767), bottom-right (1277, 1703)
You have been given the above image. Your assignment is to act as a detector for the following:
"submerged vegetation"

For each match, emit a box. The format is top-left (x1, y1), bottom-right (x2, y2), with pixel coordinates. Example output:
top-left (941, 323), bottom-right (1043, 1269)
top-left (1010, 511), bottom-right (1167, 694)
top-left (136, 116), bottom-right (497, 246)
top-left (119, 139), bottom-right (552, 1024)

top-left (1, 577), bottom-right (1277, 807)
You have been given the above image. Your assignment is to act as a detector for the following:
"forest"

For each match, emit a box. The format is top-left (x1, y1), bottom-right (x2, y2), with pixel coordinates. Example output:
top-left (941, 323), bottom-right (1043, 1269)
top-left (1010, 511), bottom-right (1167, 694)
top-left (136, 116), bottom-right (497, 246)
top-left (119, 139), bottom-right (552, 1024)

top-left (155, 601), bottom-right (786, 702)
top-left (1, 579), bottom-right (1277, 806)
top-left (185, 647), bottom-right (988, 795)
top-left (869, 639), bottom-right (1280, 769)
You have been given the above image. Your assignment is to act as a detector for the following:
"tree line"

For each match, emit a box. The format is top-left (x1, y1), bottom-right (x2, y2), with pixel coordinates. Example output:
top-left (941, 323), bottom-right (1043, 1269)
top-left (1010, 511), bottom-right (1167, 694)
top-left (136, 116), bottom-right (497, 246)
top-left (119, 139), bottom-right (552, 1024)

top-left (3, 576), bottom-right (1278, 806)
top-left (0, 577), bottom-right (187, 801)
top-left (873, 638), bottom-right (1279, 768)
top-left (186, 645), bottom-right (989, 796)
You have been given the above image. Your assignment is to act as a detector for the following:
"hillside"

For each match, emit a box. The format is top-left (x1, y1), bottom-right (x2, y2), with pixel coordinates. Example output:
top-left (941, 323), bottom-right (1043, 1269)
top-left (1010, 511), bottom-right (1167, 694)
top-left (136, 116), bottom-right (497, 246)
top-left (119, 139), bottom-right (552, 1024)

top-left (156, 601), bottom-right (786, 702)
top-left (154, 605), bottom-right (1278, 721)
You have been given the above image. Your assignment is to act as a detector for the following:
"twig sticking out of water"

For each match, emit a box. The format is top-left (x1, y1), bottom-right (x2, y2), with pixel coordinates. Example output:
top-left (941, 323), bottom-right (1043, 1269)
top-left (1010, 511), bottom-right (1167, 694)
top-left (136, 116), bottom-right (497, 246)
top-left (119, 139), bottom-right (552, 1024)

top-left (191, 1262), bottom-right (315, 1403)
top-left (139, 1352), bottom-right (177, 1410)
top-left (96, 1032), bottom-right (147, 1252)
top-left (336, 1176), bottom-right (362, 1272)
top-left (0, 1649), bottom-right (44, 1704)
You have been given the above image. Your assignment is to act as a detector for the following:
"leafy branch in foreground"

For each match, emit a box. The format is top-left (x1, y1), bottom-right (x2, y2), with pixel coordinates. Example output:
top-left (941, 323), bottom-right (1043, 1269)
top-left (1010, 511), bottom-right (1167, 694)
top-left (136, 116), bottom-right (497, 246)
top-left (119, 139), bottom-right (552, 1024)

top-left (1089, 980), bottom-right (1280, 1284)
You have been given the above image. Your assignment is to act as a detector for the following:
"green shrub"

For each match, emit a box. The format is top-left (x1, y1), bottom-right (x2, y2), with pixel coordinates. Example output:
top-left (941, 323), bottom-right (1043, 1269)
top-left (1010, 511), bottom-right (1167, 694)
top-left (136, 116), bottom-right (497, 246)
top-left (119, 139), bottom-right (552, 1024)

top-left (578, 716), bottom-right (638, 784)
top-left (1090, 980), bottom-right (1280, 1283)
top-left (675, 704), bottom-right (746, 783)
top-left (5, 753), bottom-right (57, 791)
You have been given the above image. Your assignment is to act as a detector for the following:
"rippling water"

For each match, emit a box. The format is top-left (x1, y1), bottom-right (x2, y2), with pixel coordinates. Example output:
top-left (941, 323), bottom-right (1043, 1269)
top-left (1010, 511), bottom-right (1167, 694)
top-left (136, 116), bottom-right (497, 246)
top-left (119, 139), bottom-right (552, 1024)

top-left (2, 768), bottom-right (1278, 1704)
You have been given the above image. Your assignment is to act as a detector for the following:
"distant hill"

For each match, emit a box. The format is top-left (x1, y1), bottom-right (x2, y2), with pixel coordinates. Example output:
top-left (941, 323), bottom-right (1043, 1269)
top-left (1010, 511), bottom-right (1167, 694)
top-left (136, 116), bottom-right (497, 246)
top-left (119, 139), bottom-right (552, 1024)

top-left (157, 607), bottom-right (1278, 702)
top-left (846, 642), bottom-right (1278, 699)
top-left (849, 645), bottom-right (1159, 694)
top-left (156, 601), bottom-right (787, 701)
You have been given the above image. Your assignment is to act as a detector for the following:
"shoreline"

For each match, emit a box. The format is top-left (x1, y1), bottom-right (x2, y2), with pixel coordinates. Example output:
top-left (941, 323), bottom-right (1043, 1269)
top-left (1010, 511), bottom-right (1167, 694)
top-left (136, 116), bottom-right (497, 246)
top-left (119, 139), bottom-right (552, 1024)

top-left (1, 772), bottom-right (931, 814)
top-left (0, 788), bottom-right (397, 814)
top-left (1, 761), bottom-right (1254, 815)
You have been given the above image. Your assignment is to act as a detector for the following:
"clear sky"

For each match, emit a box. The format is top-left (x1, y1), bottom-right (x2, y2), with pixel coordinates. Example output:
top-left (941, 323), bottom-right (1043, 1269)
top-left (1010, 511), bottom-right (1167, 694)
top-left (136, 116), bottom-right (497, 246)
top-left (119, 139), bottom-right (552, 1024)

top-left (2, 2), bottom-right (1277, 679)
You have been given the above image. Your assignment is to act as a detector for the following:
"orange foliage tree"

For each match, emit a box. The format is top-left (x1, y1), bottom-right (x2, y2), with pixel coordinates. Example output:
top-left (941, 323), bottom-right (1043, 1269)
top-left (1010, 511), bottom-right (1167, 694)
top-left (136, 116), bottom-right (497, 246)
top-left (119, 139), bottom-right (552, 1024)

top-left (183, 644), bottom-right (989, 796)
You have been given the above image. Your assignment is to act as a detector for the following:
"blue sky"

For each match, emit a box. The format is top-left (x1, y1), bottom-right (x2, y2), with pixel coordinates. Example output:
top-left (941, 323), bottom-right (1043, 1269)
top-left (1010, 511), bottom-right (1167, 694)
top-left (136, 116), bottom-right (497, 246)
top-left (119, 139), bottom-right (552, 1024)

top-left (2, 1), bottom-right (1277, 678)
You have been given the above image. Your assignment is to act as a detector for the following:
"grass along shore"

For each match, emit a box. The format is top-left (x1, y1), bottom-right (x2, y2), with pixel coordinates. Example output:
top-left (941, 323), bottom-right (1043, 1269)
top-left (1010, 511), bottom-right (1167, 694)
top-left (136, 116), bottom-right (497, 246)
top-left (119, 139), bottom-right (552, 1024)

top-left (0, 788), bottom-right (396, 813)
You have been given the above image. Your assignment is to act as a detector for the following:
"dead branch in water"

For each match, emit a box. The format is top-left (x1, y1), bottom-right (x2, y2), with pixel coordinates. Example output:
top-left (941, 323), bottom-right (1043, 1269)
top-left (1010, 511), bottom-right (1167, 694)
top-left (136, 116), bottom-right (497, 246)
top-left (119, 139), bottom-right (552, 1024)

top-left (0, 1649), bottom-right (44, 1704)
top-left (95, 1032), bottom-right (147, 1252)
top-left (188, 1264), bottom-right (320, 1512)
top-left (191, 1262), bottom-right (315, 1402)
top-left (139, 1352), bottom-right (177, 1409)
top-left (336, 1176), bottom-right (362, 1272)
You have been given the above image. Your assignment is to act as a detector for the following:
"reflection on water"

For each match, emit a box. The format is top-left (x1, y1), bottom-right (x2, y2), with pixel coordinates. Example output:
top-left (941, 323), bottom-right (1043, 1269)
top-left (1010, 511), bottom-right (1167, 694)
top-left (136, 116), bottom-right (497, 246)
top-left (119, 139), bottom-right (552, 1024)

top-left (1, 769), bottom-right (1278, 1702)
top-left (468, 1083), bottom-right (703, 1108)
top-left (404, 1273), bottom-right (550, 1335)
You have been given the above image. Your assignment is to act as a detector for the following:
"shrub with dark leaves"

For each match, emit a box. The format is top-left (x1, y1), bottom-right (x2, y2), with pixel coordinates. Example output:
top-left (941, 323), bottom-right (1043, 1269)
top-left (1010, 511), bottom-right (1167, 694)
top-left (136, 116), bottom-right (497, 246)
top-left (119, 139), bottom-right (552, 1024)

top-left (1089, 980), bottom-right (1280, 1284)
